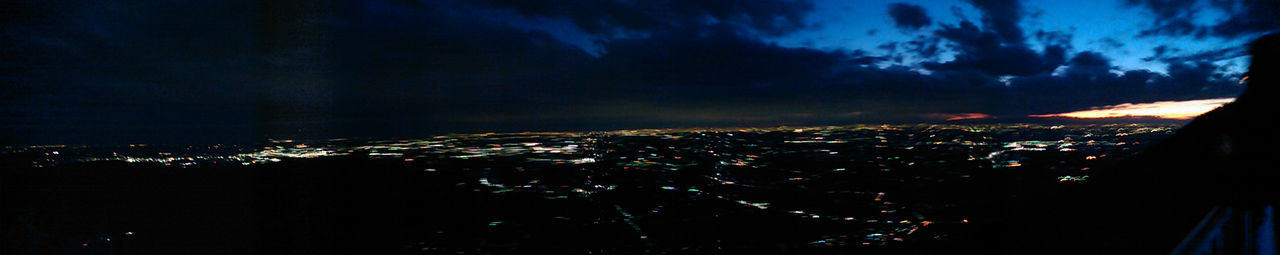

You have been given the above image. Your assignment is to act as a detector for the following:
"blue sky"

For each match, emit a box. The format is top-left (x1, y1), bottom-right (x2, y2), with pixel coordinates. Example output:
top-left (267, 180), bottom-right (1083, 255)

top-left (2, 0), bottom-right (1276, 144)
top-left (519, 0), bottom-right (1255, 75)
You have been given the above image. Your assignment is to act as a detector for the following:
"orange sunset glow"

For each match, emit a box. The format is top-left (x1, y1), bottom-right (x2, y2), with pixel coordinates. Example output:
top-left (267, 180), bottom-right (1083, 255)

top-left (927, 113), bottom-right (994, 121)
top-left (1029, 98), bottom-right (1235, 120)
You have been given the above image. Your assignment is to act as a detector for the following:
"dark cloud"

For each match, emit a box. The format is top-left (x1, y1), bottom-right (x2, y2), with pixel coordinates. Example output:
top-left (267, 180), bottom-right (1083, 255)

top-left (1096, 37), bottom-right (1126, 49)
top-left (1138, 17), bottom-right (1207, 38)
top-left (904, 36), bottom-right (943, 60)
top-left (925, 21), bottom-right (1066, 76)
top-left (342, 0), bottom-right (1242, 124)
top-left (330, 2), bottom-right (861, 130)
top-left (1035, 30), bottom-right (1074, 47)
top-left (1005, 51), bottom-right (1240, 114)
top-left (1158, 61), bottom-right (1241, 98)
top-left (949, 6), bottom-right (969, 21)
top-left (888, 3), bottom-right (932, 30)
top-left (911, 0), bottom-right (1071, 77)
top-left (475, 0), bottom-right (816, 37)
top-left (1143, 45), bottom-right (1177, 61)
top-left (1144, 46), bottom-right (1246, 63)
top-left (967, 0), bottom-right (1026, 44)
top-left (328, 0), bottom-right (1241, 135)
top-left (1209, 0), bottom-right (1280, 38)
top-left (1126, 0), bottom-right (1279, 38)
top-left (878, 42), bottom-right (899, 52)
top-left (1122, 0), bottom-right (1206, 39)
top-left (1125, 0), bottom-right (1197, 19)
top-left (1068, 51), bottom-right (1111, 69)
top-left (0, 0), bottom-right (1254, 144)
top-left (2, 0), bottom-right (263, 144)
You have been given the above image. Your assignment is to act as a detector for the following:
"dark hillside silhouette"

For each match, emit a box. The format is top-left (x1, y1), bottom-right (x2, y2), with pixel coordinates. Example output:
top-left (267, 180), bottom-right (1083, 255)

top-left (995, 33), bottom-right (1280, 254)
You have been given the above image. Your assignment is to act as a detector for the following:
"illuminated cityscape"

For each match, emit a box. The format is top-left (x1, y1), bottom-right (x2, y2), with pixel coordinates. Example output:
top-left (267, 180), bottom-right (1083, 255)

top-left (5, 0), bottom-right (1277, 253)
top-left (2, 124), bottom-right (1177, 253)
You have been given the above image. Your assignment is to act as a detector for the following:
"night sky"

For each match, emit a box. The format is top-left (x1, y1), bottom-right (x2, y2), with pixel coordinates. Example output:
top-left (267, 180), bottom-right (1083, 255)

top-left (2, 0), bottom-right (1278, 144)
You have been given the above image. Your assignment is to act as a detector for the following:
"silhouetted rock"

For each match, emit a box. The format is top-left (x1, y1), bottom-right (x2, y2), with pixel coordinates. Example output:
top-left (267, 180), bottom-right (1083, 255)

top-left (1118, 33), bottom-right (1280, 206)
top-left (992, 33), bottom-right (1280, 254)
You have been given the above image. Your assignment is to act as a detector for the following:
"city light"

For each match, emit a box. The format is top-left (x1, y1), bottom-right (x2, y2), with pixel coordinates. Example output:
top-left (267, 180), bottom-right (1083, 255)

top-left (6, 124), bottom-right (1177, 250)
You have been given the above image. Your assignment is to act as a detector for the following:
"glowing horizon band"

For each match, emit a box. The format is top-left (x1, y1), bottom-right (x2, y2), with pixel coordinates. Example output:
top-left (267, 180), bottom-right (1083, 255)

top-left (1029, 98), bottom-right (1235, 120)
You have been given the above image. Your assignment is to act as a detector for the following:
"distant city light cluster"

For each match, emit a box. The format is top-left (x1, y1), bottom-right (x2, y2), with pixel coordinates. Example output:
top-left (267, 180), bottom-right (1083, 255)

top-left (5, 124), bottom-right (1174, 249)
top-left (5, 123), bottom-right (1172, 248)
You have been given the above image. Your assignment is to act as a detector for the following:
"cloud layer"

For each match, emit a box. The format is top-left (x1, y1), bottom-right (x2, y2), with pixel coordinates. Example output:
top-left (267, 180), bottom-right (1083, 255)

top-left (1, 0), bottom-right (1272, 144)
top-left (889, 3), bottom-right (932, 30)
